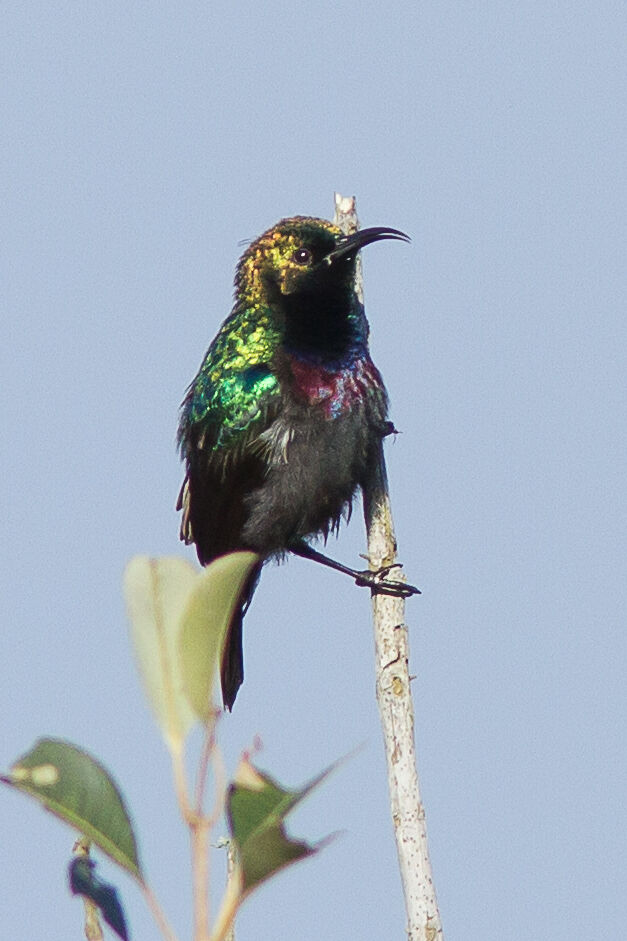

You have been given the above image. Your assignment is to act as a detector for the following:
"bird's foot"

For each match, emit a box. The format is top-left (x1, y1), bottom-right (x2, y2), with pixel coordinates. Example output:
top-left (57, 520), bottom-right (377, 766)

top-left (354, 564), bottom-right (421, 597)
top-left (289, 540), bottom-right (420, 597)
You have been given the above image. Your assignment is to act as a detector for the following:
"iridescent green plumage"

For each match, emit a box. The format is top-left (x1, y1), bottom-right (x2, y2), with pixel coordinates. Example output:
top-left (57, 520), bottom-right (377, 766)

top-left (181, 217), bottom-right (342, 452)
top-left (184, 308), bottom-right (279, 440)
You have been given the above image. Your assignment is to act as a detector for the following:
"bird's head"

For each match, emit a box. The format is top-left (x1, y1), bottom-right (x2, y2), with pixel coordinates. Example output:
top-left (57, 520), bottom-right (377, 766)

top-left (236, 216), bottom-right (409, 303)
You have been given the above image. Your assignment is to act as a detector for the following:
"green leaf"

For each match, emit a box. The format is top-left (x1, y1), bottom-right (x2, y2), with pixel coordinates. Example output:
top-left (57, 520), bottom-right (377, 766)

top-left (124, 555), bottom-right (199, 746)
top-left (2, 739), bottom-right (142, 880)
top-left (179, 551), bottom-right (259, 721)
top-left (227, 758), bottom-right (334, 896)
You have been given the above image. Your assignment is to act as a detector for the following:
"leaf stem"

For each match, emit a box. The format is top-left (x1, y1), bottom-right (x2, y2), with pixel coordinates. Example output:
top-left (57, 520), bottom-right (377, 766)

top-left (170, 739), bottom-right (193, 821)
top-left (194, 718), bottom-right (218, 815)
top-left (170, 738), bottom-right (212, 940)
top-left (191, 815), bottom-right (211, 941)
top-left (141, 880), bottom-right (180, 941)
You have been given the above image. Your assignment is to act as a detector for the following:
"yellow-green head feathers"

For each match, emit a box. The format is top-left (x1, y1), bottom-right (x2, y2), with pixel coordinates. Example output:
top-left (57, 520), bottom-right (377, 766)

top-left (235, 216), bottom-right (342, 303)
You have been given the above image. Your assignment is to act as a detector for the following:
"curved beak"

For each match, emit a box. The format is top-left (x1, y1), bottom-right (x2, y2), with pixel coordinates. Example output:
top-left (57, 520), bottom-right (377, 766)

top-left (326, 226), bottom-right (410, 264)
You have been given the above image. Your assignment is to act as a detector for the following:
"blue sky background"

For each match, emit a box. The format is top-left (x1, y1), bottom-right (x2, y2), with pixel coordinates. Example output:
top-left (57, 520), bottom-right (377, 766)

top-left (1, 3), bottom-right (625, 939)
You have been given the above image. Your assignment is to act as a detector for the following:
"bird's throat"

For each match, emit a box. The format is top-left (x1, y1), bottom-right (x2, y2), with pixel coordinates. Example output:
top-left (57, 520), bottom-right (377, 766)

top-left (280, 287), bottom-right (367, 362)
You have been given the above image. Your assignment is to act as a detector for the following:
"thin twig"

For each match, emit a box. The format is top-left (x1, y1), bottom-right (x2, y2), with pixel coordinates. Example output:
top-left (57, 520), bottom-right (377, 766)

top-left (223, 841), bottom-right (237, 941)
top-left (170, 739), bottom-right (211, 941)
top-left (194, 716), bottom-right (219, 814)
top-left (334, 193), bottom-right (444, 941)
top-left (209, 864), bottom-right (242, 941)
top-left (191, 722), bottom-right (220, 939)
top-left (170, 740), bottom-right (193, 820)
top-left (191, 815), bottom-right (211, 941)
top-left (141, 880), bottom-right (181, 941)
top-left (206, 742), bottom-right (227, 831)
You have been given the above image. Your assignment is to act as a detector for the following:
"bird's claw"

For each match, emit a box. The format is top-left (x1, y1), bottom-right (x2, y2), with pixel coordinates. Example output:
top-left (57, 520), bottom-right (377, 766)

top-left (354, 564), bottom-right (421, 597)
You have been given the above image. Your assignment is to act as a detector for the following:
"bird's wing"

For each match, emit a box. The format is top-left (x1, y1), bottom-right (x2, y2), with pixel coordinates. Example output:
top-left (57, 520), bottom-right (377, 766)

top-left (177, 362), bottom-right (282, 562)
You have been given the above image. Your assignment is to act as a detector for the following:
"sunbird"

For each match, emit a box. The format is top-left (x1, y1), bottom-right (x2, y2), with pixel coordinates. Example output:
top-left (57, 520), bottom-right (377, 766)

top-left (178, 216), bottom-right (415, 709)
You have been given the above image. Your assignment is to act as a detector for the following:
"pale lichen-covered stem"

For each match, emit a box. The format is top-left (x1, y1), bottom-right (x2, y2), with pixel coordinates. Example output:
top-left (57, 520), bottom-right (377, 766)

top-left (334, 193), bottom-right (444, 941)
top-left (72, 839), bottom-right (104, 941)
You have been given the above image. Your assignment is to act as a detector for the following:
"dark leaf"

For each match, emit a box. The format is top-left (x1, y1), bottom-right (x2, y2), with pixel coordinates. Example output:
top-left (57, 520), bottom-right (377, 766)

top-left (227, 758), bottom-right (335, 896)
top-left (69, 856), bottom-right (128, 941)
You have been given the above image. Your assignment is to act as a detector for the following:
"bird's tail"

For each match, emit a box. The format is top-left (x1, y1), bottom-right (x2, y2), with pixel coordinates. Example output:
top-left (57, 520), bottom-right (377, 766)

top-left (221, 561), bottom-right (263, 711)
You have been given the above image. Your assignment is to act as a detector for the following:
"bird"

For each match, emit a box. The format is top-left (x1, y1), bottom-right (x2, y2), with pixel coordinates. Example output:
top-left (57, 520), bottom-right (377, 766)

top-left (177, 215), bottom-right (414, 709)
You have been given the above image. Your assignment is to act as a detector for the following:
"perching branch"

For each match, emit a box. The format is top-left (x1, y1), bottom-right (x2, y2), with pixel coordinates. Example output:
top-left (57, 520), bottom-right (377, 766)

top-left (334, 193), bottom-right (443, 941)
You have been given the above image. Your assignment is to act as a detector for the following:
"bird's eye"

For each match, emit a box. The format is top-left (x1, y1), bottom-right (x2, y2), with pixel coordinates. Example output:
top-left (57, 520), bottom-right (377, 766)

top-left (292, 247), bottom-right (312, 265)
